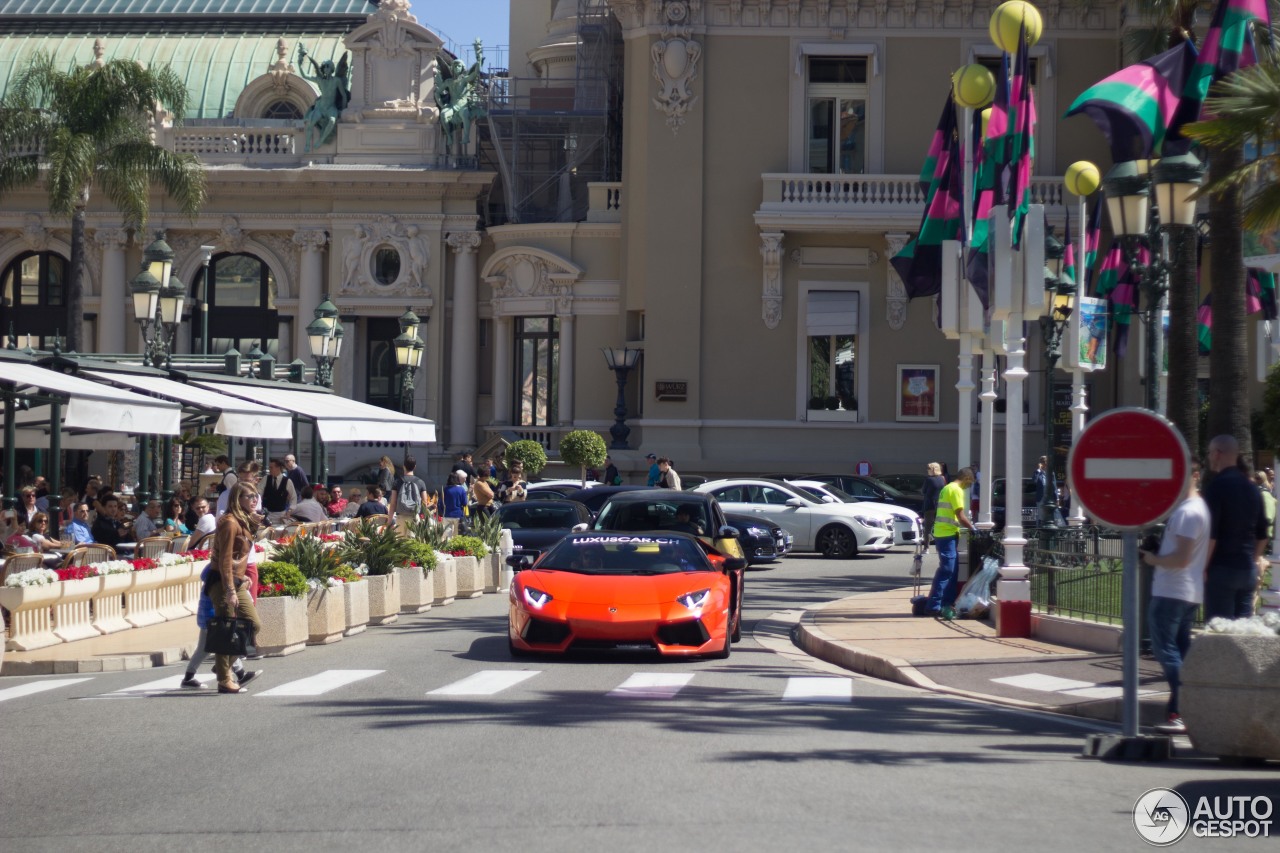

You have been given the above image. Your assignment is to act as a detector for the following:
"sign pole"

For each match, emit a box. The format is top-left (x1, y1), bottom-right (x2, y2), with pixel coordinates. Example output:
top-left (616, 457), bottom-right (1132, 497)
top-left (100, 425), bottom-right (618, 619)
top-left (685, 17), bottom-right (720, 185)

top-left (1121, 531), bottom-right (1140, 738)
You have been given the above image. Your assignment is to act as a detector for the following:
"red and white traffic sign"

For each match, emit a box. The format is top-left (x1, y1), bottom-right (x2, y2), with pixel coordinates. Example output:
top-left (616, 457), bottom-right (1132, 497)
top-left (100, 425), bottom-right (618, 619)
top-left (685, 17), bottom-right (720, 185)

top-left (1068, 408), bottom-right (1190, 531)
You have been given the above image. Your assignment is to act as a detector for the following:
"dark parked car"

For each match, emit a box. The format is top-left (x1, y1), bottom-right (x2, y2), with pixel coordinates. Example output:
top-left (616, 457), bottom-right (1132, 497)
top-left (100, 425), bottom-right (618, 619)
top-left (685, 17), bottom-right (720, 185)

top-left (564, 485), bottom-right (654, 516)
top-left (875, 473), bottom-right (928, 494)
top-left (724, 511), bottom-right (792, 565)
top-left (496, 499), bottom-right (592, 563)
top-left (776, 473), bottom-right (925, 513)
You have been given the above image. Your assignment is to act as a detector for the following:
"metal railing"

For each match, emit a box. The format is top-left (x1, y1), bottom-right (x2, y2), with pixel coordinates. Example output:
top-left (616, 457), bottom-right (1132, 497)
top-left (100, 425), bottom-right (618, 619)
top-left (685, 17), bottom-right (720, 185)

top-left (1024, 525), bottom-right (1127, 624)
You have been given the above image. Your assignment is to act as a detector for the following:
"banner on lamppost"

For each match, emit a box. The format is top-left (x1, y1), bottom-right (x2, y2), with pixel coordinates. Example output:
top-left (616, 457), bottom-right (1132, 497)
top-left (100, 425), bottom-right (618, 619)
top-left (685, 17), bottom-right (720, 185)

top-left (1052, 381), bottom-right (1078, 482)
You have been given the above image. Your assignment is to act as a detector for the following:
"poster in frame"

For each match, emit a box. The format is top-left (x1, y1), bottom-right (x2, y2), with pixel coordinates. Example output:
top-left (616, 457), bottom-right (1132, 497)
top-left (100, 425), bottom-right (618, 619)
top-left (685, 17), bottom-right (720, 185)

top-left (896, 364), bottom-right (939, 422)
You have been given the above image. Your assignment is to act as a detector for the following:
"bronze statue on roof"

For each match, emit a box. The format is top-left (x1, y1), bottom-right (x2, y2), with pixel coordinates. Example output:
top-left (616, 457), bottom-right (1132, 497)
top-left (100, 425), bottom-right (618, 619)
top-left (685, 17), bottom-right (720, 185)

top-left (434, 39), bottom-right (486, 153)
top-left (296, 43), bottom-right (350, 152)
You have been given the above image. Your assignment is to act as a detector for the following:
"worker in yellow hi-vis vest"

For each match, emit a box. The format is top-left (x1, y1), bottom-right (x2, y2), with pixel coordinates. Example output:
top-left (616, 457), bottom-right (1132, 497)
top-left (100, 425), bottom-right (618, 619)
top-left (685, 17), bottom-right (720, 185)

top-left (927, 467), bottom-right (977, 619)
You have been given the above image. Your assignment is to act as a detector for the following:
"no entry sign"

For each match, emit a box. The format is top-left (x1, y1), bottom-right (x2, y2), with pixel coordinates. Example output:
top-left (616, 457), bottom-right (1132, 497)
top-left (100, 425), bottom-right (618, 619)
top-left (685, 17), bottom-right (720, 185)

top-left (1068, 408), bottom-right (1190, 531)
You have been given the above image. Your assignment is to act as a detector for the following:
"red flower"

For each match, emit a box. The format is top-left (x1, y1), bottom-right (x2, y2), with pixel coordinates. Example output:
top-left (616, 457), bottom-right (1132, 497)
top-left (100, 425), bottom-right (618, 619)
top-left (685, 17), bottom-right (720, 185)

top-left (130, 558), bottom-right (158, 571)
top-left (56, 566), bottom-right (96, 582)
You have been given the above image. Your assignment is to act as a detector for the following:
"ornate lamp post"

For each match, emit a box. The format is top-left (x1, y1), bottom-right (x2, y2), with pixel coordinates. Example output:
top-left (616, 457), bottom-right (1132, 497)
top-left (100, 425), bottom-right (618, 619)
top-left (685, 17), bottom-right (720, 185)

top-left (197, 245), bottom-right (215, 356)
top-left (394, 309), bottom-right (425, 416)
top-left (307, 297), bottom-right (342, 388)
top-left (1038, 230), bottom-right (1075, 525)
top-left (1102, 153), bottom-right (1205, 411)
top-left (602, 346), bottom-right (641, 449)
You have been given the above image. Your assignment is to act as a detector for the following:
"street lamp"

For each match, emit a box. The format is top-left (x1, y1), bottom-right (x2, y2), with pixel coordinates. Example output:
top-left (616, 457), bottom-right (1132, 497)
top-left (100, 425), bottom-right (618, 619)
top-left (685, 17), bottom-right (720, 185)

top-left (394, 309), bottom-right (426, 415)
top-left (602, 346), bottom-right (641, 449)
top-left (1038, 229), bottom-right (1075, 525)
top-left (308, 297), bottom-right (342, 388)
top-left (130, 234), bottom-right (184, 368)
top-left (1102, 154), bottom-right (1205, 410)
top-left (197, 245), bottom-right (215, 356)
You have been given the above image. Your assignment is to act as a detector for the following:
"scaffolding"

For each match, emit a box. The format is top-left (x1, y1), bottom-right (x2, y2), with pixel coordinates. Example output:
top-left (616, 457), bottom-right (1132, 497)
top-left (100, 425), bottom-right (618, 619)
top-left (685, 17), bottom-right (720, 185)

top-left (479, 0), bottom-right (622, 226)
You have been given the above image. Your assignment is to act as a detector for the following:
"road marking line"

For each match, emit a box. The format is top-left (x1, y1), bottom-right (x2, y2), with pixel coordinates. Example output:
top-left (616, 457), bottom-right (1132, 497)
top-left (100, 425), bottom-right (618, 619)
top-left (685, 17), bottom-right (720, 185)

top-left (782, 677), bottom-right (853, 703)
top-left (1060, 686), bottom-right (1162, 700)
top-left (107, 673), bottom-right (216, 694)
top-left (991, 673), bottom-right (1096, 693)
top-left (428, 670), bottom-right (541, 696)
top-left (1083, 458), bottom-right (1173, 480)
top-left (0, 678), bottom-right (93, 703)
top-left (255, 669), bottom-right (383, 697)
top-left (608, 673), bottom-right (694, 699)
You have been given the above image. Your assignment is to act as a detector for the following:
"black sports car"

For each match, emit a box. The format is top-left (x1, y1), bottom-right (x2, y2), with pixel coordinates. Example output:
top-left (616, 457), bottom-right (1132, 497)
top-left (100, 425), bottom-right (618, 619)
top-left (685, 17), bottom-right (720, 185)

top-left (496, 499), bottom-right (592, 564)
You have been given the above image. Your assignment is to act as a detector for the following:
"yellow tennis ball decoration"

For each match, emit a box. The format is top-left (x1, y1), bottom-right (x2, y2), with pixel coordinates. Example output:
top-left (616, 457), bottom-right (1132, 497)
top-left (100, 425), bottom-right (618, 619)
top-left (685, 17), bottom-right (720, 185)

top-left (952, 64), bottom-right (997, 109)
top-left (980, 106), bottom-right (993, 139)
top-left (1065, 160), bottom-right (1102, 197)
top-left (989, 0), bottom-right (1043, 53)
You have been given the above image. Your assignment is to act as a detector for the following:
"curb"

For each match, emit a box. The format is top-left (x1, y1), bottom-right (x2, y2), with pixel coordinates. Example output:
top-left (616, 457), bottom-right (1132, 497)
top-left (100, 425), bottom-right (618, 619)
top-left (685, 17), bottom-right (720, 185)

top-left (794, 599), bottom-right (1165, 724)
top-left (0, 644), bottom-right (192, 677)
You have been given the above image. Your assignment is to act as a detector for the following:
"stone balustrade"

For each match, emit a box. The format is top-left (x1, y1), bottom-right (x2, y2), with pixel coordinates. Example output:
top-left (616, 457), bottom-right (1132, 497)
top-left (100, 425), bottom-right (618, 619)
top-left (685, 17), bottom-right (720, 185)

top-left (759, 173), bottom-right (1065, 219)
top-left (587, 182), bottom-right (623, 222)
top-left (165, 126), bottom-right (305, 163)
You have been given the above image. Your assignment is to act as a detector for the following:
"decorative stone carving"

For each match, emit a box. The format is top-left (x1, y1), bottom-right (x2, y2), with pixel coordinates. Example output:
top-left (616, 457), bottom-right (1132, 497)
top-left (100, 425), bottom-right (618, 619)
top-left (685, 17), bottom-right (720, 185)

top-left (292, 228), bottom-right (328, 254)
top-left (902, 0), bottom-right (918, 23)
top-left (90, 38), bottom-right (106, 68)
top-left (875, 0), bottom-right (889, 25)
top-left (787, 0), bottom-right (801, 25)
top-left (884, 232), bottom-right (910, 331)
top-left (254, 233), bottom-right (302, 296)
top-left (484, 249), bottom-right (583, 316)
top-left (759, 232), bottom-right (783, 330)
top-left (339, 216), bottom-right (432, 301)
top-left (816, 0), bottom-right (831, 25)
top-left (729, 0), bottom-right (743, 23)
top-left (220, 216), bottom-right (247, 254)
top-left (651, 2), bottom-right (702, 134)
top-left (21, 215), bottom-right (48, 252)
top-left (446, 231), bottom-right (481, 255)
top-left (93, 228), bottom-right (129, 253)
top-left (372, 0), bottom-right (416, 58)
top-left (268, 38), bottom-right (295, 94)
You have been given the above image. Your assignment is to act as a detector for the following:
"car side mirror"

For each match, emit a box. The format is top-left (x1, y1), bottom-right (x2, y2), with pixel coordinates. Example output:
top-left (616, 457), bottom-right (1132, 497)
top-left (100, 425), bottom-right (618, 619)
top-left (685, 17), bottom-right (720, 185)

top-left (722, 557), bottom-right (747, 572)
top-left (506, 554), bottom-right (532, 570)
top-left (571, 522), bottom-right (588, 532)
top-left (718, 525), bottom-right (739, 539)
top-left (785, 497), bottom-right (805, 507)
top-left (821, 495), bottom-right (836, 503)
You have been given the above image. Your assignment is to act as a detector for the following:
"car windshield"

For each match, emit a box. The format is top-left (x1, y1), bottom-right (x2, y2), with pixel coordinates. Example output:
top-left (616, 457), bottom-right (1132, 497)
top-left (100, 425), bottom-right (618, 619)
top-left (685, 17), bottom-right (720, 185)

top-left (594, 499), bottom-right (711, 536)
top-left (498, 504), bottom-right (581, 529)
top-left (819, 485), bottom-right (859, 503)
top-left (866, 477), bottom-right (907, 498)
top-left (537, 535), bottom-right (712, 575)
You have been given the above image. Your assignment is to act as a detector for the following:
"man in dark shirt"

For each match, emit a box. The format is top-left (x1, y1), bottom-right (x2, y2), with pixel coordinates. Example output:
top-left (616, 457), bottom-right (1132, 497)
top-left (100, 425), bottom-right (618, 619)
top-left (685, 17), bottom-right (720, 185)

top-left (90, 496), bottom-right (132, 549)
top-left (451, 451), bottom-right (477, 486)
top-left (1202, 435), bottom-right (1269, 620)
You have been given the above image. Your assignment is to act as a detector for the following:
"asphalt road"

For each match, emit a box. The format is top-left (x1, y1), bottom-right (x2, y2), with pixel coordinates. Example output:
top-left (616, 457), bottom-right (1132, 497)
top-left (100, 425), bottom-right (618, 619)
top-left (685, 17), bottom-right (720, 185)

top-left (1, 549), bottom-right (1274, 852)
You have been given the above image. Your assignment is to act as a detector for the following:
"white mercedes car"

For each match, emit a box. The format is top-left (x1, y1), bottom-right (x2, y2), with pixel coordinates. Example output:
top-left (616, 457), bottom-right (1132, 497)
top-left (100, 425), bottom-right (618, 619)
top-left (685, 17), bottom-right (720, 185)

top-left (786, 480), bottom-right (922, 547)
top-left (693, 478), bottom-right (894, 558)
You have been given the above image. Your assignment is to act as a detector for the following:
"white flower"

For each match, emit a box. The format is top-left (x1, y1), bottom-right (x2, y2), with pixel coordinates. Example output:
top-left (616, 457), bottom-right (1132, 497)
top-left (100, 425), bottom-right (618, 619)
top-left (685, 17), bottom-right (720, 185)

top-left (1206, 615), bottom-right (1280, 636)
top-left (155, 553), bottom-right (189, 566)
top-left (4, 568), bottom-right (60, 587)
top-left (89, 559), bottom-right (134, 575)
top-left (354, 564), bottom-right (369, 576)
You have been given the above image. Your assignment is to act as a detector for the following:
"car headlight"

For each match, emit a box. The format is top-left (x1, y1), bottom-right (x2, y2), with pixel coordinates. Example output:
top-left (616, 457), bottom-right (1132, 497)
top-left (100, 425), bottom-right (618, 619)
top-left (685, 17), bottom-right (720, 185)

top-left (746, 526), bottom-right (770, 537)
top-left (676, 589), bottom-right (711, 610)
top-left (522, 586), bottom-right (553, 609)
top-left (892, 514), bottom-right (911, 524)
top-left (852, 516), bottom-right (885, 528)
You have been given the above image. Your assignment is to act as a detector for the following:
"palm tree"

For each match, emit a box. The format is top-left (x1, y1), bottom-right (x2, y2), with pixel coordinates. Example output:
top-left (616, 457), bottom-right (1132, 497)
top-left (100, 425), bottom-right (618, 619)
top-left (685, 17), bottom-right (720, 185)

top-left (1187, 56), bottom-right (1280, 461)
top-left (0, 53), bottom-right (206, 353)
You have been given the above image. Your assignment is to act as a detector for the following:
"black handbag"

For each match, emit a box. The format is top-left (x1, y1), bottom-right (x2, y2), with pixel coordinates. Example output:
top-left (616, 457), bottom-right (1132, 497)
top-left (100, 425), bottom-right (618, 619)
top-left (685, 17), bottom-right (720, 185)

top-left (206, 616), bottom-right (257, 658)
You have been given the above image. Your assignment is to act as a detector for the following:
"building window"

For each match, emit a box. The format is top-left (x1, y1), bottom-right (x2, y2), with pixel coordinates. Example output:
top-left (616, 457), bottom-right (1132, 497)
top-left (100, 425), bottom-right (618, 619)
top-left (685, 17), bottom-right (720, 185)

top-left (263, 100), bottom-right (303, 120)
top-left (806, 291), bottom-right (858, 414)
top-left (192, 252), bottom-right (278, 356)
top-left (372, 246), bottom-right (401, 286)
top-left (366, 317), bottom-right (401, 412)
top-left (514, 316), bottom-right (559, 426)
top-left (807, 58), bottom-right (867, 175)
top-left (0, 251), bottom-right (67, 346)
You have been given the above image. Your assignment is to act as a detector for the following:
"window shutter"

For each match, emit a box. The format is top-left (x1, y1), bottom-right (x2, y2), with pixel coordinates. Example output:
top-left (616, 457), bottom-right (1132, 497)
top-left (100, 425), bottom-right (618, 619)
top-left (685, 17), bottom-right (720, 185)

top-left (806, 291), bottom-right (858, 336)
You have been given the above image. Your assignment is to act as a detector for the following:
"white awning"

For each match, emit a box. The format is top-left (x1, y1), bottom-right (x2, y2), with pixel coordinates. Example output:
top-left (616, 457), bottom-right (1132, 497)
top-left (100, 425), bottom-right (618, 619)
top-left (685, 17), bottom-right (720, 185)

top-left (0, 361), bottom-right (181, 435)
top-left (193, 380), bottom-right (437, 444)
top-left (85, 370), bottom-right (295, 439)
top-left (11, 427), bottom-right (136, 450)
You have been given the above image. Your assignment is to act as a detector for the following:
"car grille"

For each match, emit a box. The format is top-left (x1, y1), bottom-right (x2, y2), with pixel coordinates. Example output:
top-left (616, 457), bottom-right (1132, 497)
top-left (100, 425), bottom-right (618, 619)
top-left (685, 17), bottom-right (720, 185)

top-left (522, 618), bottom-right (571, 645)
top-left (656, 620), bottom-right (711, 647)
top-left (569, 639), bottom-right (658, 652)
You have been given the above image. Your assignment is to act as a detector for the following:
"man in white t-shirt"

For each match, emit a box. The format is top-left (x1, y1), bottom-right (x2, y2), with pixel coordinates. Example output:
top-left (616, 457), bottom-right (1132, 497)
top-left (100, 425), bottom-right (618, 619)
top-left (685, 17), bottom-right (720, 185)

top-left (1139, 462), bottom-right (1210, 736)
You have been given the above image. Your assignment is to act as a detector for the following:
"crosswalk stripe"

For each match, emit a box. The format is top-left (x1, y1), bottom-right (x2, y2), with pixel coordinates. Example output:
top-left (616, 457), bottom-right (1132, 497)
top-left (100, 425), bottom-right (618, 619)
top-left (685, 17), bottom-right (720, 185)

top-left (608, 672), bottom-right (694, 699)
top-left (782, 677), bottom-right (853, 703)
top-left (108, 673), bottom-right (216, 694)
top-left (428, 670), bottom-right (541, 696)
top-left (255, 669), bottom-right (383, 697)
top-left (0, 678), bottom-right (94, 703)
top-left (991, 673), bottom-right (1095, 693)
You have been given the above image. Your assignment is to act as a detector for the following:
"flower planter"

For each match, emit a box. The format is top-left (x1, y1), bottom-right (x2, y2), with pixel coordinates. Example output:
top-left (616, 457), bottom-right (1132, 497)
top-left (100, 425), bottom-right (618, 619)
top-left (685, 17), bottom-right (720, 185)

top-left (52, 577), bottom-right (103, 643)
top-left (124, 568), bottom-right (166, 628)
top-left (396, 566), bottom-right (433, 614)
top-left (156, 561), bottom-right (195, 622)
top-left (483, 553), bottom-right (504, 594)
top-left (343, 580), bottom-right (370, 637)
top-left (255, 595), bottom-right (308, 657)
top-left (433, 555), bottom-right (457, 606)
top-left (91, 573), bottom-right (133, 635)
top-left (0, 583), bottom-right (63, 651)
top-left (366, 573), bottom-right (400, 625)
top-left (1181, 633), bottom-right (1280, 761)
top-left (306, 586), bottom-right (345, 646)
top-left (454, 556), bottom-right (484, 599)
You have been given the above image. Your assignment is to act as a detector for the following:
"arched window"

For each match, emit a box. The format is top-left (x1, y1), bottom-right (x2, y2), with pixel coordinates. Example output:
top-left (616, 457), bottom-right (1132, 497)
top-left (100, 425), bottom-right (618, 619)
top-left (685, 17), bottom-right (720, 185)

top-left (263, 100), bottom-right (303, 120)
top-left (515, 316), bottom-right (559, 426)
top-left (191, 253), bottom-right (278, 357)
top-left (0, 251), bottom-right (68, 348)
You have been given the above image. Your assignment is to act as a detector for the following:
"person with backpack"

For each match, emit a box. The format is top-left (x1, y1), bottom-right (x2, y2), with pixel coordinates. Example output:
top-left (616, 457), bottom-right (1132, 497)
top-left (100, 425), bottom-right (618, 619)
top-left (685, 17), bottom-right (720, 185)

top-left (388, 455), bottom-right (428, 518)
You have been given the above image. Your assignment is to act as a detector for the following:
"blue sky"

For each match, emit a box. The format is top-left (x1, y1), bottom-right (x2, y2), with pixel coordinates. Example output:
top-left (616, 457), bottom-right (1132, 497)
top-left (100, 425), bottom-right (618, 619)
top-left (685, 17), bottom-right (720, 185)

top-left (409, 0), bottom-right (510, 66)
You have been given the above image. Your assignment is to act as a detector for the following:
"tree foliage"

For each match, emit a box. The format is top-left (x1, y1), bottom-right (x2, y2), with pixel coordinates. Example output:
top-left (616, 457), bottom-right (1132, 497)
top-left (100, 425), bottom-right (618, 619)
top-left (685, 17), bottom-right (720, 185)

top-left (504, 440), bottom-right (548, 476)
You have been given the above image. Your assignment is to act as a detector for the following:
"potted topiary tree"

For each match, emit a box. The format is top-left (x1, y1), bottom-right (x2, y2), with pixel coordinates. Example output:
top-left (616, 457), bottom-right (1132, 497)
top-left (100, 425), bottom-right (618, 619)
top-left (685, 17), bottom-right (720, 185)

top-left (559, 429), bottom-right (608, 487)
top-left (505, 439), bottom-right (548, 479)
top-left (255, 561), bottom-right (309, 656)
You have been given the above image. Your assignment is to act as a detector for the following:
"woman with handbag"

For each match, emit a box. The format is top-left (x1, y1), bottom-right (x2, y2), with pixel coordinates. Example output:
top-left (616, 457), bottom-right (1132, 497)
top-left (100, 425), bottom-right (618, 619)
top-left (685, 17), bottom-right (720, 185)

top-left (209, 482), bottom-right (263, 694)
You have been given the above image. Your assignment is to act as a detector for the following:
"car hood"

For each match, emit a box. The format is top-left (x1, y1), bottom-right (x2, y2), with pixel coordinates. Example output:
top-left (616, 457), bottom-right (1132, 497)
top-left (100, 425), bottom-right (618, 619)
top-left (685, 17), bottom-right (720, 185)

top-left (832, 501), bottom-right (919, 520)
top-left (522, 569), bottom-right (721, 605)
top-left (509, 529), bottom-right (576, 550)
